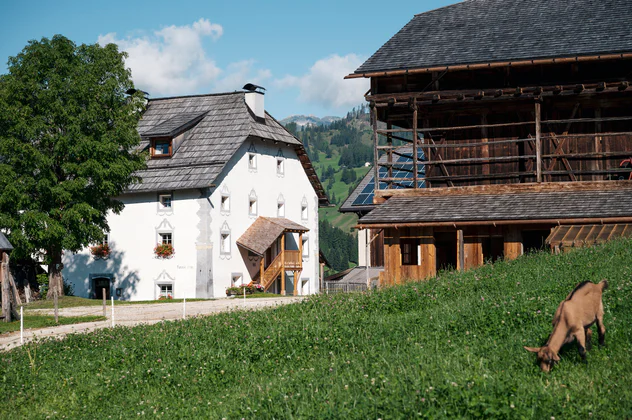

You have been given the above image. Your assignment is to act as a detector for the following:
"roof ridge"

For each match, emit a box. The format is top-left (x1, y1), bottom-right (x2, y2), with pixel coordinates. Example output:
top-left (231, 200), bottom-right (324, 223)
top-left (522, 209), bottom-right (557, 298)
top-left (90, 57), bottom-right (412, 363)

top-left (148, 91), bottom-right (245, 102)
top-left (413, 0), bottom-right (468, 16)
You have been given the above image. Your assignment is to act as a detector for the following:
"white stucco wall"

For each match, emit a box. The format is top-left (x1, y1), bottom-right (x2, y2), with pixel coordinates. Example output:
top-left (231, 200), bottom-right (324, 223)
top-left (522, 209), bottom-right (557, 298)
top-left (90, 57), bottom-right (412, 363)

top-left (63, 137), bottom-right (320, 300)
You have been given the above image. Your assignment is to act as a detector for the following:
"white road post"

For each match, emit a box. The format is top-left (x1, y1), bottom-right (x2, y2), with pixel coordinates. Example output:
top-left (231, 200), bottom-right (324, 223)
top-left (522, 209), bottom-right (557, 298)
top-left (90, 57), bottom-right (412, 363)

top-left (111, 296), bottom-right (114, 327)
top-left (183, 297), bottom-right (186, 319)
top-left (20, 306), bottom-right (23, 345)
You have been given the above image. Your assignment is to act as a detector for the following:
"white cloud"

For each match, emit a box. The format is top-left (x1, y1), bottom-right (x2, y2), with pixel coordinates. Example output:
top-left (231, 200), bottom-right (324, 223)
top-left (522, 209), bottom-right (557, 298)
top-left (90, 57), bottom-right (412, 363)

top-left (213, 60), bottom-right (272, 93)
top-left (98, 19), bottom-right (224, 96)
top-left (274, 54), bottom-right (369, 110)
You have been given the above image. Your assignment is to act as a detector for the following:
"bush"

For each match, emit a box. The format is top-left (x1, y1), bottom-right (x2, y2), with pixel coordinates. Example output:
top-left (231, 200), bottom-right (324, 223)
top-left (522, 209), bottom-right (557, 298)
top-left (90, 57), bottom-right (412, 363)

top-left (36, 274), bottom-right (74, 297)
top-left (226, 284), bottom-right (261, 296)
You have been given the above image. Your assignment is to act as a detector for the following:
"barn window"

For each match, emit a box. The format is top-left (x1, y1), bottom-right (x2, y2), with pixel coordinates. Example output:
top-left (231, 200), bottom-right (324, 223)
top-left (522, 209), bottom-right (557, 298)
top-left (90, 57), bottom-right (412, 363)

top-left (401, 239), bottom-right (419, 266)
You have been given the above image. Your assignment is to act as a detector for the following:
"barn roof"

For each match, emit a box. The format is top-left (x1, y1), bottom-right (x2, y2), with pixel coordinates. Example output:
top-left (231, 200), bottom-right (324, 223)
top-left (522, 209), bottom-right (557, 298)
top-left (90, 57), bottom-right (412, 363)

top-left (358, 187), bottom-right (632, 226)
top-left (353, 0), bottom-right (632, 75)
top-left (236, 217), bottom-right (309, 256)
top-left (129, 92), bottom-right (328, 205)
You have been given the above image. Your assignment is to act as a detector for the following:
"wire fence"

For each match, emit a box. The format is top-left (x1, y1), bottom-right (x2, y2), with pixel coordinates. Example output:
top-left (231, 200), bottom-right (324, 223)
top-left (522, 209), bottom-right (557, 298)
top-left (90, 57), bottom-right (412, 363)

top-left (323, 282), bottom-right (368, 294)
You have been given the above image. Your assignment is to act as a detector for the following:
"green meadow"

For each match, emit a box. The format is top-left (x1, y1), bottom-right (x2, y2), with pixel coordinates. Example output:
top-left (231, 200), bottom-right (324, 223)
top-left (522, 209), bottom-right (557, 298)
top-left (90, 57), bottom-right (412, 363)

top-left (1, 239), bottom-right (631, 418)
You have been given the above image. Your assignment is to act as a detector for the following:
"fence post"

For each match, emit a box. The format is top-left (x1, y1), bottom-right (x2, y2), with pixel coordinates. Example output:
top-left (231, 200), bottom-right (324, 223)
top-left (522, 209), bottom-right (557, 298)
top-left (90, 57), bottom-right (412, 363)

top-left (54, 290), bottom-right (59, 323)
top-left (102, 288), bottom-right (106, 317)
top-left (20, 306), bottom-right (23, 345)
top-left (183, 297), bottom-right (186, 319)
top-left (111, 296), bottom-right (114, 327)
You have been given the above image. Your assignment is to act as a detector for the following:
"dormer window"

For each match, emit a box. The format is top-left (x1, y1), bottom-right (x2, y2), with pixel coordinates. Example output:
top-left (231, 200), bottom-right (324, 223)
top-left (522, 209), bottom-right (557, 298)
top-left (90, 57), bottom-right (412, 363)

top-left (152, 139), bottom-right (172, 158)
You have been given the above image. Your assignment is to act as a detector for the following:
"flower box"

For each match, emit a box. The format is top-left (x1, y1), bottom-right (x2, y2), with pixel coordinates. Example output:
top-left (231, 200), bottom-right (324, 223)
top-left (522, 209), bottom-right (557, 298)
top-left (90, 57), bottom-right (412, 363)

top-left (154, 243), bottom-right (175, 259)
top-left (90, 244), bottom-right (110, 259)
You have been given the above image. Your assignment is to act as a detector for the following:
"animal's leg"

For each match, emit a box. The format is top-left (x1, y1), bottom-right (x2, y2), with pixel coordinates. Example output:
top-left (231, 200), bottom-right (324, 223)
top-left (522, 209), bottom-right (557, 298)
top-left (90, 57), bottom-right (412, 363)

top-left (574, 328), bottom-right (587, 361)
top-left (585, 327), bottom-right (593, 351)
top-left (596, 314), bottom-right (606, 346)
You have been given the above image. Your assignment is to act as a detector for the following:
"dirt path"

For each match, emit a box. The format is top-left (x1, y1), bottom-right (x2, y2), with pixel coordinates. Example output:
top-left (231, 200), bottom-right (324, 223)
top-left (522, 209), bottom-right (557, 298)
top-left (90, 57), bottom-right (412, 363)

top-left (0, 296), bottom-right (302, 351)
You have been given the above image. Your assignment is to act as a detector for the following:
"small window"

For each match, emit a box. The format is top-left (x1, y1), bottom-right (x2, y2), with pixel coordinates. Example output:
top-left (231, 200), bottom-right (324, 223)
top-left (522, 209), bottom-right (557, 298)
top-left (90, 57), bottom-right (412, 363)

top-left (301, 198), bottom-right (308, 221)
top-left (221, 232), bottom-right (231, 255)
top-left (160, 232), bottom-right (172, 245)
top-left (221, 194), bottom-right (230, 213)
top-left (102, 232), bottom-right (110, 247)
top-left (248, 153), bottom-right (257, 170)
top-left (159, 193), bottom-right (172, 209)
top-left (231, 273), bottom-right (243, 287)
top-left (401, 239), bottom-right (419, 266)
top-left (277, 194), bottom-right (285, 217)
top-left (153, 139), bottom-right (172, 157)
top-left (248, 191), bottom-right (258, 217)
top-left (276, 157), bottom-right (285, 175)
top-left (158, 284), bottom-right (173, 299)
top-left (302, 236), bottom-right (309, 259)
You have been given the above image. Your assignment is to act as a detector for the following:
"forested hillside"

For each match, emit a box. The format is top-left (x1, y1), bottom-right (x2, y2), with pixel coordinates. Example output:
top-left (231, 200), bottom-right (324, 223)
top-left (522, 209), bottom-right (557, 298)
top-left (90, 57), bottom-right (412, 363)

top-left (283, 105), bottom-right (372, 273)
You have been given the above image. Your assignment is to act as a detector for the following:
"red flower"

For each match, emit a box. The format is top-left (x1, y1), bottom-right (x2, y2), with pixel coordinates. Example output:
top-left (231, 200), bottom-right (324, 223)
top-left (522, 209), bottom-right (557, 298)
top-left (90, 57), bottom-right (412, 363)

top-left (154, 243), bottom-right (175, 259)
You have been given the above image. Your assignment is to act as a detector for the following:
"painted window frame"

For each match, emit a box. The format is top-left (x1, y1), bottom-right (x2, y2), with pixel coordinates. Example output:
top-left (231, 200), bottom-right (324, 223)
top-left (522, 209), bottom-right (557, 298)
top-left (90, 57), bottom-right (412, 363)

top-left (302, 234), bottom-right (309, 260)
top-left (158, 192), bottom-right (173, 213)
top-left (277, 194), bottom-right (285, 217)
top-left (220, 222), bottom-right (231, 256)
top-left (248, 152), bottom-right (258, 171)
top-left (276, 156), bottom-right (285, 176)
top-left (158, 283), bottom-right (174, 299)
top-left (301, 197), bottom-right (308, 221)
top-left (248, 190), bottom-right (258, 217)
top-left (159, 232), bottom-right (173, 245)
top-left (151, 138), bottom-right (173, 158)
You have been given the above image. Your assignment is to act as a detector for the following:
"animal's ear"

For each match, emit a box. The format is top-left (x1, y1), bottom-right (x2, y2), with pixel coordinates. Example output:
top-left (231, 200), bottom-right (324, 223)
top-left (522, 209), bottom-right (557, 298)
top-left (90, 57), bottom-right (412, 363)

top-left (524, 346), bottom-right (541, 353)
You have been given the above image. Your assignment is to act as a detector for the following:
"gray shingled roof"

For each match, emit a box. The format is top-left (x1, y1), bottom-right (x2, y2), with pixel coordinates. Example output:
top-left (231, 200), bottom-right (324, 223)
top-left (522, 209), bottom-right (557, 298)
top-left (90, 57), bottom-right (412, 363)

top-left (355, 0), bottom-right (632, 74)
top-left (128, 92), bottom-right (313, 194)
top-left (358, 188), bottom-right (632, 225)
top-left (340, 167), bottom-right (375, 213)
top-left (0, 232), bottom-right (13, 251)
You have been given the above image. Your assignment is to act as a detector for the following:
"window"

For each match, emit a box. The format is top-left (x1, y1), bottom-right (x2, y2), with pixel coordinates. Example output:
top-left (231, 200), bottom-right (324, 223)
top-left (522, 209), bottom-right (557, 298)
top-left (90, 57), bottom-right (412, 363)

top-left (160, 232), bottom-right (172, 245)
top-left (102, 232), bottom-right (110, 247)
top-left (248, 190), bottom-right (258, 216)
top-left (231, 273), bottom-right (243, 287)
top-left (153, 139), bottom-right (172, 157)
top-left (302, 235), bottom-right (309, 260)
top-left (220, 222), bottom-right (231, 256)
top-left (159, 284), bottom-right (173, 299)
top-left (248, 153), bottom-right (257, 170)
top-left (221, 232), bottom-right (231, 255)
top-left (276, 157), bottom-right (285, 176)
top-left (221, 194), bottom-right (230, 213)
top-left (401, 239), bottom-right (419, 266)
top-left (301, 197), bottom-right (308, 221)
top-left (277, 194), bottom-right (285, 217)
top-left (159, 193), bottom-right (172, 209)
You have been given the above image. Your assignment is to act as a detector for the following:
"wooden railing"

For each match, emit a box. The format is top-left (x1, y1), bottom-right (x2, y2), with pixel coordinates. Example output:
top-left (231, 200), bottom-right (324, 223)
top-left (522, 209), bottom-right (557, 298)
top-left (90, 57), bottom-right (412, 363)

top-left (261, 250), bottom-right (303, 291)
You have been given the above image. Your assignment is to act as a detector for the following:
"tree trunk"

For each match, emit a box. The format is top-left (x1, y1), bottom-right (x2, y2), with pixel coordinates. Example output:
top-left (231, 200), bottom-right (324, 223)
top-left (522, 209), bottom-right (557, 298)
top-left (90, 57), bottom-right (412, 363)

top-left (46, 251), bottom-right (64, 300)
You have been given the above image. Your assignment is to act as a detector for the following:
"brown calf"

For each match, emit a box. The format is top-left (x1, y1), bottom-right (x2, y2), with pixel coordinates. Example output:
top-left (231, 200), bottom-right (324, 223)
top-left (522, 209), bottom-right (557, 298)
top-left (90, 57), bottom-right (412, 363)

top-left (524, 280), bottom-right (607, 372)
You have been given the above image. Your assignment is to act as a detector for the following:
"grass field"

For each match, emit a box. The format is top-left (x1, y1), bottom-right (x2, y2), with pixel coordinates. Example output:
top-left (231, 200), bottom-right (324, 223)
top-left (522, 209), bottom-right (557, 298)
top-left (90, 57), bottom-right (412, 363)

top-left (1, 239), bottom-right (631, 418)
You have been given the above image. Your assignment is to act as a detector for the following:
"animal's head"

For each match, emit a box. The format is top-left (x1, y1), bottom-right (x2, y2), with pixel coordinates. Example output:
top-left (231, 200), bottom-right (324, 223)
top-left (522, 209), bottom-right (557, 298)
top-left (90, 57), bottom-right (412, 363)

top-left (524, 346), bottom-right (560, 372)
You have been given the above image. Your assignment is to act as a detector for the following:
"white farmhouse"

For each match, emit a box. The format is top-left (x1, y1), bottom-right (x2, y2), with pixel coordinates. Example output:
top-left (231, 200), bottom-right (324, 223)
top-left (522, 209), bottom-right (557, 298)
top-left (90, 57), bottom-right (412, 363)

top-left (63, 88), bottom-right (328, 300)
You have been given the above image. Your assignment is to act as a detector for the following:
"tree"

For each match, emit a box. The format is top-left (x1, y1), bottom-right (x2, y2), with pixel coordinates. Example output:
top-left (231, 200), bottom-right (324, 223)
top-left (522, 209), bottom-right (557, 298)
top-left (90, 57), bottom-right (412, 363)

top-left (0, 35), bottom-right (147, 299)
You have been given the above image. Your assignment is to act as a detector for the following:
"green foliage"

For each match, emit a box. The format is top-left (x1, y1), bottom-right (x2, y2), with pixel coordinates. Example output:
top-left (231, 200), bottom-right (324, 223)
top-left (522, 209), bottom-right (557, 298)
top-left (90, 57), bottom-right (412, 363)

top-left (0, 35), bottom-right (146, 265)
top-left (1, 239), bottom-right (631, 418)
top-left (319, 219), bottom-right (357, 271)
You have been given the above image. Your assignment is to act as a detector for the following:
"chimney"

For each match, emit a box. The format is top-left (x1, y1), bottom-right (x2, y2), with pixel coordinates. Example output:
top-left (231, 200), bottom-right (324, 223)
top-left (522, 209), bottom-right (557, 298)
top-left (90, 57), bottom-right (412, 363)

top-left (243, 83), bottom-right (266, 120)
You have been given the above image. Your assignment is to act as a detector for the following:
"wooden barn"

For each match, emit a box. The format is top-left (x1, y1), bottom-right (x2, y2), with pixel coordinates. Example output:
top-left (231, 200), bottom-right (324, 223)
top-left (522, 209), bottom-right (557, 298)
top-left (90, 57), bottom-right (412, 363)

top-left (345, 0), bottom-right (632, 286)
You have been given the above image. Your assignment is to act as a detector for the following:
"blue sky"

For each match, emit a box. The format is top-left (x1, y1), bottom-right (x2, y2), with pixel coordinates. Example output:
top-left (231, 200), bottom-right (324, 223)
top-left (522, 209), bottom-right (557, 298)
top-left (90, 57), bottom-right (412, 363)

top-left (0, 0), bottom-right (454, 119)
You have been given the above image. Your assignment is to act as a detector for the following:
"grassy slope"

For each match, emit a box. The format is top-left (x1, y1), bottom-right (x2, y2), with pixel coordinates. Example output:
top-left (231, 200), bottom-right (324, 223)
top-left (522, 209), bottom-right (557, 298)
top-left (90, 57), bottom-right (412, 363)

top-left (1, 239), bottom-right (631, 418)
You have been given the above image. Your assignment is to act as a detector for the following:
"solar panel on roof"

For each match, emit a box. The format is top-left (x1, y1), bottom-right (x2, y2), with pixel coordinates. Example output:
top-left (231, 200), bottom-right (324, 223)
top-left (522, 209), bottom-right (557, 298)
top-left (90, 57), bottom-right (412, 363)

top-left (352, 150), bottom-right (425, 207)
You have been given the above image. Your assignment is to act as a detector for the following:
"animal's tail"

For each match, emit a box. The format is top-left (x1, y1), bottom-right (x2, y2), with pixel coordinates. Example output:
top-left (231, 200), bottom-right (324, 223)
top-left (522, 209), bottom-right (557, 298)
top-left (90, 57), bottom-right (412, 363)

top-left (600, 279), bottom-right (609, 291)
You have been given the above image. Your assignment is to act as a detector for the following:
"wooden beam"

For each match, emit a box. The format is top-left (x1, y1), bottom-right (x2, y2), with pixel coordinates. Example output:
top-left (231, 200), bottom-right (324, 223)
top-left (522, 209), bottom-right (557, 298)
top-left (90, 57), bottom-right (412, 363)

top-left (412, 100), bottom-right (419, 189)
top-left (358, 217), bottom-right (632, 230)
top-left (535, 101), bottom-right (542, 182)
top-left (374, 180), bottom-right (632, 198)
top-left (481, 113), bottom-right (490, 185)
top-left (457, 230), bottom-right (465, 272)
top-left (372, 104), bottom-right (379, 197)
top-left (281, 234), bottom-right (286, 296)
